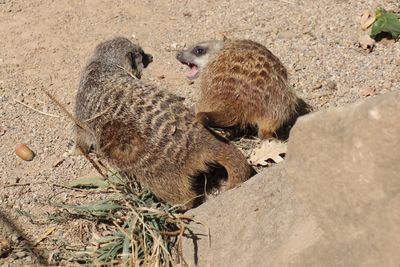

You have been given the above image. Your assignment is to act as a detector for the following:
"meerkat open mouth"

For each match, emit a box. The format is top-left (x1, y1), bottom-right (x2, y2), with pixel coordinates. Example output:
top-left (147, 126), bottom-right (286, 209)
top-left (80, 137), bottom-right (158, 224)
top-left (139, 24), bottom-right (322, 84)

top-left (186, 63), bottom-right (199, 80)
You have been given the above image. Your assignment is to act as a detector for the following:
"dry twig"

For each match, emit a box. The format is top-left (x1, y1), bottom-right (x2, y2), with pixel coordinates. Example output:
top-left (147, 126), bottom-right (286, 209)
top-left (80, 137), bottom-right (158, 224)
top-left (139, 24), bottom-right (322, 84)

top-left (14, 99), bottom-right (60, 118)
top-left (116, 65), bottom-right (139, 80)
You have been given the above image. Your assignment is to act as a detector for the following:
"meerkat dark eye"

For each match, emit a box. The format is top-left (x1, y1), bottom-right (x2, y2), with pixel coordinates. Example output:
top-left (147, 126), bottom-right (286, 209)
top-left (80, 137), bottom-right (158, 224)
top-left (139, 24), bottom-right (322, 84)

top-left (193, 47), bottom-right (207, 56)
top-left (196, 48), bottom-right (204, 55)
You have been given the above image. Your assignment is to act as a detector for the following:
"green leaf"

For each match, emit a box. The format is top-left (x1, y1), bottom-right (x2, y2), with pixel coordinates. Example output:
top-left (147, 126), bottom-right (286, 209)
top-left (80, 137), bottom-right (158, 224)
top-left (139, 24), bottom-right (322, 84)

top-left (371, 8), bottom-right (400, 39)
top-left (96, 235), bottom-right (123, 243)
top-left (15, 208), bottom-right (35, 219)
top-left (121, 234), bottom-right (131, 267)
top-left (58, 200), bottom-right (122, 215)
top-left (68, 176), bottom-right (109, 188)
top-left (68, 170), bottom-right (126, 189)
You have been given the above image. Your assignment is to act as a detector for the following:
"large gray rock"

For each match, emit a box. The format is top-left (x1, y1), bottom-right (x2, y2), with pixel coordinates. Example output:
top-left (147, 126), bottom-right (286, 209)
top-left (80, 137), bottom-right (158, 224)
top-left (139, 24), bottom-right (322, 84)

top-left (182, 91), bottom-right (400, 267)
top-left (182, 164), bottom-right (321, 267)
top-left (286, 91), bottom-right (400, 266)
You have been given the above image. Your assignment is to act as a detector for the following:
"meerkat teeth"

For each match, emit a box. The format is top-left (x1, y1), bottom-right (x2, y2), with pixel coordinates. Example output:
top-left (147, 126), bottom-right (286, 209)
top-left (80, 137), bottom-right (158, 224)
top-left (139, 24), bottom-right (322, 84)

top-left (187, 64), bottom-right (199, 79)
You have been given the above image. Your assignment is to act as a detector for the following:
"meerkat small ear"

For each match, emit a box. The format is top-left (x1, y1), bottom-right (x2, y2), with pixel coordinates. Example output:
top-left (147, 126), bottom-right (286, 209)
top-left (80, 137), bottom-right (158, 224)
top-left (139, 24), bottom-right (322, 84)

top-left (124, 49), bottom-right (152, 78)
top-left (125, 51), bottom-right (139, 70)
top-left (123, 51), bottom-right (143, 77)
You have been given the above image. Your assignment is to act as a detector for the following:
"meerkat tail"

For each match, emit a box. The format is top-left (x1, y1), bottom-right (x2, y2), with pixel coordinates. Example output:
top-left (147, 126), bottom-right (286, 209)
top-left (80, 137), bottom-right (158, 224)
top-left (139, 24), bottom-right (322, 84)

top-left (210, 141), bottom-right (251, 189)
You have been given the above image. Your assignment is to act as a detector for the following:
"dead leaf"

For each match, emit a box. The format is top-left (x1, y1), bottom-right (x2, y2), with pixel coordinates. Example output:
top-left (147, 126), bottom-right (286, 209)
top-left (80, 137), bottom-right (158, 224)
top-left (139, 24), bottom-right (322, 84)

top-left (358, 34), bottom-right (375, 52)
top-left (360, 10), bottom-right (376, 30)
top-left (249, 140), bottom-right (287, 166)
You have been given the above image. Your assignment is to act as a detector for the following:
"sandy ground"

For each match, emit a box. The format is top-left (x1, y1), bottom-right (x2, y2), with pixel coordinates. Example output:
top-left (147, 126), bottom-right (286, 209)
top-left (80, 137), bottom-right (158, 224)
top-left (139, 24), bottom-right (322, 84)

top-left (0, 0), bottom-right (399, 265)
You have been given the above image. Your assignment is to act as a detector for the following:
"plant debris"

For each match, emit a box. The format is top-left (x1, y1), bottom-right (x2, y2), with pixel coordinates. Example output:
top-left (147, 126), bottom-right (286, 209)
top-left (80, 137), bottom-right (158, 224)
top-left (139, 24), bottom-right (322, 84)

top-left (52, 171), bottom-right (192, 266)
top-left (360, 10), bottom-right (376, 31)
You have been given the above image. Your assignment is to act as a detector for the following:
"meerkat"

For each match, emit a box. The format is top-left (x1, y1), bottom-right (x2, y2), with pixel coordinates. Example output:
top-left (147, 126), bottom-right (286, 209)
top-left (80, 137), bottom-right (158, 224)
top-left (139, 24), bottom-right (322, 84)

top-left (74, 37), bottom-right (251, 209)
top-left (176, 39), bottom-right (300, 139)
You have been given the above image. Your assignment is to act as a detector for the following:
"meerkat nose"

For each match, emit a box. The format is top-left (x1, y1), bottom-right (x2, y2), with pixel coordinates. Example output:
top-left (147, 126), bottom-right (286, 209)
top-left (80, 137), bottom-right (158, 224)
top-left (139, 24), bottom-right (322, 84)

top-left (176, 51), bottom-right (183, 60)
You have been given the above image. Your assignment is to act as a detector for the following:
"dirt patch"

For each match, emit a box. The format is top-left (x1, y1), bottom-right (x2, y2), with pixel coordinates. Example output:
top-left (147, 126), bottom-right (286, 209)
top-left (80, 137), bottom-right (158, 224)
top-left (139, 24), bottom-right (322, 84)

top-left (0, 0), bottom-right (399, 265)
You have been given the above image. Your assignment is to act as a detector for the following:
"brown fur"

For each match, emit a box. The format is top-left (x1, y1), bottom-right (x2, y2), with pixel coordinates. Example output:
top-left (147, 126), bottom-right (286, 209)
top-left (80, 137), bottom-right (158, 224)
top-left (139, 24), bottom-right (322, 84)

top-left (75, 37), bottom-right (251, 209)
top-left (177, 39), bottom-right (300, 139)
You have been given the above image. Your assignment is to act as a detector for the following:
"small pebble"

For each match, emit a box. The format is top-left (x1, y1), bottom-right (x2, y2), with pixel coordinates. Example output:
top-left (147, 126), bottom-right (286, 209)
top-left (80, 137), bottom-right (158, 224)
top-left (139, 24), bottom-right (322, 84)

top-left (170, 42), bottom-right (186, 51)
top-left (171, 43), bottom-right (178, 50)
top-left (358, 34), bottom-right (375, 52)
top-left (326, 81), bottom-right (337, 91)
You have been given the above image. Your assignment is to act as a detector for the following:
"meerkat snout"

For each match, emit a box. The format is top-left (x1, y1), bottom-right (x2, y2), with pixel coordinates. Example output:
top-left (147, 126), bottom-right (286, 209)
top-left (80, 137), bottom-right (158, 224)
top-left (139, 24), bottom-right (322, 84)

top-left (142, 52), bottom-right (153, 67)
top-left (176, 40), bottom-right (226, 80)
top-left (176, 51), bottom-right (183, 60)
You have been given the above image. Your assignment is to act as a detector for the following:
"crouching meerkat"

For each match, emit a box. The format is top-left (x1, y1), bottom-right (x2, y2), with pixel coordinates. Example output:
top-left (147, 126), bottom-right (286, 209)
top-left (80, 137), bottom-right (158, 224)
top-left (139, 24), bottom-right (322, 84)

top-left (74, 37), bottom-right (251, 209)
top-left (176, 39), bottom-right (300, 139)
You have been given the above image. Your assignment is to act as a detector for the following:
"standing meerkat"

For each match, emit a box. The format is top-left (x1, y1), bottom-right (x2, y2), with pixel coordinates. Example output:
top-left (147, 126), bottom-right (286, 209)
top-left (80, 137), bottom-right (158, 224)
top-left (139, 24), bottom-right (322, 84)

top-left (176, 39), bottom-right (300, 139)
top-left (75, 37), bottom-right (251, 209)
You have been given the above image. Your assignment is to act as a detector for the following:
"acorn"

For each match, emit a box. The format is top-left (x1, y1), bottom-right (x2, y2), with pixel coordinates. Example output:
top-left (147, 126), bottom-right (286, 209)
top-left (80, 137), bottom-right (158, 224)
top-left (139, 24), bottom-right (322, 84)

top-left (15, 144), bottom-right (35, 161)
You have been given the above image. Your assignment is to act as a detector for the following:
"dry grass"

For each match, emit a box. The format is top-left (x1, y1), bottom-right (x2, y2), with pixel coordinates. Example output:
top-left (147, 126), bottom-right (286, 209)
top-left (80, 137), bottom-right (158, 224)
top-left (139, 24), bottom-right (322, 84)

top-left (1, 166), bottom-right (194, 266)
top-left (49, 170), bottom-right (192, 266)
